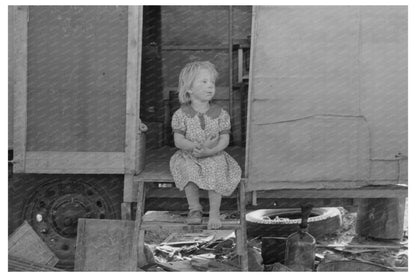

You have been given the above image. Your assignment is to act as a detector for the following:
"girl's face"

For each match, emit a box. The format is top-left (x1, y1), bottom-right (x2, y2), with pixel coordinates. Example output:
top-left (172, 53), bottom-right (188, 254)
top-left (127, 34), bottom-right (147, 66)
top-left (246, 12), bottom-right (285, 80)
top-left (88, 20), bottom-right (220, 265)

top-left (189, 68), bottom-right (216, 102)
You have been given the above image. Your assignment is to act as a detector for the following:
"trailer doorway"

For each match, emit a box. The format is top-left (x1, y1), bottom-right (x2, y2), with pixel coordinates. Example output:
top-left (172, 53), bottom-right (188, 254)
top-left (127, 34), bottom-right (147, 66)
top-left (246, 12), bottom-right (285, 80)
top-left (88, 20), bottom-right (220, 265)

top-left (134, 6), bottom-right (252, 210)
top-left (140, 6), bottom-right (251, 148)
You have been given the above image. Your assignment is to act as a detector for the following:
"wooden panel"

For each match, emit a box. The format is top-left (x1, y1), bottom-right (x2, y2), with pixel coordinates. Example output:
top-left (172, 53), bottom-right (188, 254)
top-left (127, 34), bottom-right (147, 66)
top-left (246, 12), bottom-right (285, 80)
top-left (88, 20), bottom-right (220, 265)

top-left (26, 7), bottom-right (128, 152)
top-left (124, 6), bottom-right (143, 175)
top-left (12, 6), bottom-right (28, 173)
top-left (75, 218), bottom-right (135, 271)
top-left (24, 151), bottom-right (125, 174)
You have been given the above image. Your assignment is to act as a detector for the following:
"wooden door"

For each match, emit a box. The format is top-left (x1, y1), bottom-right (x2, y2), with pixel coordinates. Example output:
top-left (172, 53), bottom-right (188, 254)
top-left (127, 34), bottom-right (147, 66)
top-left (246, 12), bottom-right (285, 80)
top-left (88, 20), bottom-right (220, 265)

top-left (12, 6), bottom-right (143, 175)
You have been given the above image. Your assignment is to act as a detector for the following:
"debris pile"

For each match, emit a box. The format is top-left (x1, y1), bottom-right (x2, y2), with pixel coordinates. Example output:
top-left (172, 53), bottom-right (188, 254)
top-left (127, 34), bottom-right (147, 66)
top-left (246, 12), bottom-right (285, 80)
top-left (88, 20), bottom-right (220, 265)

top-left (143, 230), bottom-right (247, 271)
top-left (257, 207), bottom-right (408, 272)
top-left (314, 207), bottom-right (408, 271)
top-left (142, 208), bottom-right (408, 272)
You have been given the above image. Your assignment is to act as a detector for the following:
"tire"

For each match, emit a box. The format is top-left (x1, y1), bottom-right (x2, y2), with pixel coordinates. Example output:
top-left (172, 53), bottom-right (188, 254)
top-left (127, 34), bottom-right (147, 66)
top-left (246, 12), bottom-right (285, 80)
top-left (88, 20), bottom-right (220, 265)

top-left (246, 208), bottom-right (342, 238)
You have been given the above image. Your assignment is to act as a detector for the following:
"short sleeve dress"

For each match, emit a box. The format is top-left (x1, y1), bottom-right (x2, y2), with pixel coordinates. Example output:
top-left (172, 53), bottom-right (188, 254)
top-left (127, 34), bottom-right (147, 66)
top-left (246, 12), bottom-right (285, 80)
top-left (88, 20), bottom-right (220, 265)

top-left (169, 104), bottom-right (242, 196)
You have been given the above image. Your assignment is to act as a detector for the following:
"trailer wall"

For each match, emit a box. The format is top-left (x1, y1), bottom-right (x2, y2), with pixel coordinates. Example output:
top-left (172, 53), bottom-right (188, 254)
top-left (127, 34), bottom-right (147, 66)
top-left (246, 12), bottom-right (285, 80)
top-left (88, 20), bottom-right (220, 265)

top-left (246, 6), bottom-right (407, 190)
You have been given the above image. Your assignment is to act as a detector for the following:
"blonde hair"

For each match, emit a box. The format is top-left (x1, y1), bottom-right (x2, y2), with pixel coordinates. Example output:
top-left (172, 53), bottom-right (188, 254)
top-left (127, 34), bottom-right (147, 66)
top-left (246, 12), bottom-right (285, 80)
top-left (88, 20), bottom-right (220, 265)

top-left (178, 61), bottom-right (218, 104)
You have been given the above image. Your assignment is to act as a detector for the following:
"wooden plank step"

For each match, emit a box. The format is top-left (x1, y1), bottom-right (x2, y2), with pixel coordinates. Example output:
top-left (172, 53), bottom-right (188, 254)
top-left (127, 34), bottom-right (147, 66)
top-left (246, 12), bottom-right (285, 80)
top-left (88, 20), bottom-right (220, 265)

top-left (142, 211), bottom-right (240, 229)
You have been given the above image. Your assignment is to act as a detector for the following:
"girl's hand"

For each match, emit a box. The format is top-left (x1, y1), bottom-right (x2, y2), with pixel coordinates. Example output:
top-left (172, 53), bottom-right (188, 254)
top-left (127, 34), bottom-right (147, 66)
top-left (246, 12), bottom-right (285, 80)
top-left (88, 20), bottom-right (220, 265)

top-left (203, 134), bottom-right (219, 149)
top-left (192, 145), bottom-right (213, 158)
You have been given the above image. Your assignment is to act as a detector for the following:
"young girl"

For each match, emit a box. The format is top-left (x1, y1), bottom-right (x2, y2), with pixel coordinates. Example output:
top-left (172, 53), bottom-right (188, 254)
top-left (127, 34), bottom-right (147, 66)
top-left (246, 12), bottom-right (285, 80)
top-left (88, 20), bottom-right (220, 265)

top-left (169, 61), bottom-right (242, 229)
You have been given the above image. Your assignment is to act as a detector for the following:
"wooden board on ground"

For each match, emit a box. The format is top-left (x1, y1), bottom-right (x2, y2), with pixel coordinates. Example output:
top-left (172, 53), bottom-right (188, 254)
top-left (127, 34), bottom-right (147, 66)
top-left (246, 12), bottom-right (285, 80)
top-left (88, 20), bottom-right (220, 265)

top-left (8, 255), bottom-right (64, 272)
top-left (8, 221), bottom-right (59, 267)
top-left (74, 218), bottom-right (137, 271)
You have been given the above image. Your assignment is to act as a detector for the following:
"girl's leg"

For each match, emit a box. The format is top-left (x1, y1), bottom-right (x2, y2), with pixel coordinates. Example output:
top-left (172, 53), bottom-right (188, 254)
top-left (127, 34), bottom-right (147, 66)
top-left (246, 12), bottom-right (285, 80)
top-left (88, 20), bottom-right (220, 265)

top-left (184, 182), bottom-right (202, 212)
top-left (184, 182), bottom-right (202, 224)
top-left (208, 190), bottom-right (222, 229)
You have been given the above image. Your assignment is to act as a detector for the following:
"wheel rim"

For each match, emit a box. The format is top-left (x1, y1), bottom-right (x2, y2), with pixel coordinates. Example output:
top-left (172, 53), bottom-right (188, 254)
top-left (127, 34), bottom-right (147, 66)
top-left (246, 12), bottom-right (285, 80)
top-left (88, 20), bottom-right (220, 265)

top-left (23, 180), bottom-right (116, 270)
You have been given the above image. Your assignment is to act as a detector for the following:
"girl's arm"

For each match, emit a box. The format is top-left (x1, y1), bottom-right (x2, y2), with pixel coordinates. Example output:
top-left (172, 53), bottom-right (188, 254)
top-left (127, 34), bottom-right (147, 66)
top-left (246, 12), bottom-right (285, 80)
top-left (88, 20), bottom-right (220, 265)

top-left (174, 133), bottom-right (198, 151)
top-left (193, 134), bottom-right (229, 157)
top-left (208, 133), bottom-right (229, 155)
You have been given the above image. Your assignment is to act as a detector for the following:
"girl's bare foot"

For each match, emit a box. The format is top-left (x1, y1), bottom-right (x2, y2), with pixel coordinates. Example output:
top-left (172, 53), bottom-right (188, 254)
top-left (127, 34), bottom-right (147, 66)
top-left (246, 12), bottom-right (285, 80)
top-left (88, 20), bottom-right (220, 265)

top-left (208, 190), bottom-right (222, 229)
top-left (208, 213), bottom-right (222, 229)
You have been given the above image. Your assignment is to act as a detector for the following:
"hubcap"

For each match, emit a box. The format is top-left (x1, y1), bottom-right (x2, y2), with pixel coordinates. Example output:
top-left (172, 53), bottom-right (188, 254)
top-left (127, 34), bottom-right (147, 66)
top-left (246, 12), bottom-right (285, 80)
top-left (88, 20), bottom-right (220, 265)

top-left (23, 180), bottom-right (115, 270)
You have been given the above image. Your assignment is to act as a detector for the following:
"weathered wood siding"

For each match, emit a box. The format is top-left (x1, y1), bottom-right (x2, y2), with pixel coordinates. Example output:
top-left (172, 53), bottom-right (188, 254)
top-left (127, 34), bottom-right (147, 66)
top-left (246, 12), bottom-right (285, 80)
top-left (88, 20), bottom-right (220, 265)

top-left (26, 7), bottom-right (128, 152)
top-left (247, 6), bottom-right (407, 190)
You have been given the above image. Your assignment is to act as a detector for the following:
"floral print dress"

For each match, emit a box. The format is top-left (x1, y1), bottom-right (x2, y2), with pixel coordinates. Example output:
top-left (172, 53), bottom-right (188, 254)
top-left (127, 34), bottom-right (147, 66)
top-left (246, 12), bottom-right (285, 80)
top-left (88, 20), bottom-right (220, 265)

top-left (169, 104), bottom-right (242, 196)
